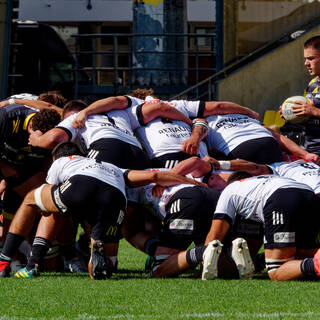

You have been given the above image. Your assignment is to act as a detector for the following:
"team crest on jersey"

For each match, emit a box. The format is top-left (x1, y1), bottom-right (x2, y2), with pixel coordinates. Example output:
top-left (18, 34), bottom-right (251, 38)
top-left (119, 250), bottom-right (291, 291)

top-left (106, 225), bottom-right (117, 237)
top-left (169, 219), bottom-right (194, 231)
top-left (273, 232), bottom-right (295, 243)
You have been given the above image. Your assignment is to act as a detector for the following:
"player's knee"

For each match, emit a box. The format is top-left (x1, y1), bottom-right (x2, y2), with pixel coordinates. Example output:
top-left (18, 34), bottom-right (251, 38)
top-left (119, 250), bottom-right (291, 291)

top-left (265, 257), bottom-right (292, 281)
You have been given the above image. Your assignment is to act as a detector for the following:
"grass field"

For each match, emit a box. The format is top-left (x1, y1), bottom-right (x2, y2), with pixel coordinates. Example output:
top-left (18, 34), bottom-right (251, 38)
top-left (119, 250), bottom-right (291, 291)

top-left (1, 240), bottom-right (320, 320)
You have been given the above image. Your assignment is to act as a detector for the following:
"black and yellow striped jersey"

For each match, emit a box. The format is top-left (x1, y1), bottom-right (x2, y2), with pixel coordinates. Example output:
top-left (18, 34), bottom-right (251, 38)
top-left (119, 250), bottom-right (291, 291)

top-left (304, 76), bottom-right (320, 155)
top-left (305, 76), bottom-right (320, 107)
top-left (0, 104), bottom-right (50, 173)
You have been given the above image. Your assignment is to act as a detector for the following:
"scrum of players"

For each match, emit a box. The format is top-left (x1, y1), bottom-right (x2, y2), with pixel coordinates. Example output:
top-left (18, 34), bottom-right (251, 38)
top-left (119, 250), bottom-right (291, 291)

top-left (2, 36), bottom-right (320, 282)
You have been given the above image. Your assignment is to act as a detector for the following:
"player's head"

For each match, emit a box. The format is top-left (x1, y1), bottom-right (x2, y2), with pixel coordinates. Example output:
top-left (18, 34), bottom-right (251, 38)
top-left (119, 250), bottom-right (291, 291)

top-left (62, 99), bottom-right (88, 119)
top-left (304, 36), bottom-right (320, 76)
top-left (207, 172), bottom-right (231, 190)
top-left (52, 141), bottom-right (83, 160)
top-left (129, 88), bottom-right (156, 100)
top-left (30, 109), bottom-right (61, 133)
top-left (226, 171), bottom-right (253, 185)
top-left (38, 91), bottom-right (67, 109)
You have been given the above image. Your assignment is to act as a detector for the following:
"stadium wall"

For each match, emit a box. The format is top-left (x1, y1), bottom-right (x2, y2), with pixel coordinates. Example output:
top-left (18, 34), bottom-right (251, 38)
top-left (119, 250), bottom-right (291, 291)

top-left (216, 25), bottom-right (320, 116)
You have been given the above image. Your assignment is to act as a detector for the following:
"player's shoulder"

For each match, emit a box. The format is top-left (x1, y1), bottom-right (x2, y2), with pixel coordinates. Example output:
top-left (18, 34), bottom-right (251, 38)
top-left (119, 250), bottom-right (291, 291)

top-left (9, 93), bottom-right (38, 100)
top-left (3, 104), bottom-right (37, 117)
top-left (307, 76), bottom-right (319, 86)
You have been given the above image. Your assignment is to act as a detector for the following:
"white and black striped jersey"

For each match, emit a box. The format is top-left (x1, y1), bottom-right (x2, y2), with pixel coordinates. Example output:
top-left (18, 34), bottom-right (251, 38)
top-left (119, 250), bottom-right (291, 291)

top-left (214, 175), bottom-right (313, 224)
top-left (205, 114), bottom-right (274, 155)
top-left (268, 159), bottom-right (320, 194)
top-left (56, 109), bottom-right (142, 149)
top-left (127, 96), bottom-right (208, 158)
top-left (9, 93), bottom-right (38, 100)
top-left (46, 155), bottom-right (127, 199)
top-left (126, 168), bottom-right (200, 220)
top-left (143, 96), bottom-right (201, 118)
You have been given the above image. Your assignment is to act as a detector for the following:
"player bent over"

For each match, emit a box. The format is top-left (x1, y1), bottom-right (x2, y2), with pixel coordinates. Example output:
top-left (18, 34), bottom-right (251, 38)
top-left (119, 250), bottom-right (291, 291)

top-left (201, 172), bottom-right (320, 281)
top-left (136, 158), bottom-right (260, 279)
top-left (0, 142), bottom-right (204, 279)
top-left (150, 171), bottom-right (320, 280)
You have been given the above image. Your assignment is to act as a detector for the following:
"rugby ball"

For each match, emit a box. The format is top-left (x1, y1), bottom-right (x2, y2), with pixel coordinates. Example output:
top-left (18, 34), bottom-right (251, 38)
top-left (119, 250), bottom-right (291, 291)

top-left (281, 96), bottom-right (310, 124)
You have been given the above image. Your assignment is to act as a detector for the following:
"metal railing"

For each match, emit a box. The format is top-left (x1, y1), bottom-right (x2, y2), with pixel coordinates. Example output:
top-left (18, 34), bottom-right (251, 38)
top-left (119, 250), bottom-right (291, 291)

top-left (72, 32), bottom-right (216, 97)
top-left (170, 15), bottom-right (320, 101)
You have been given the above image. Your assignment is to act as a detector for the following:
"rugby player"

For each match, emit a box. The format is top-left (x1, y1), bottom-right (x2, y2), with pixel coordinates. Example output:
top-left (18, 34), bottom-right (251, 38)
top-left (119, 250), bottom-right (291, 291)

top-left (204, 112), bottom-right (319, 164)
top-left (28, 99), bottom-right (197, 268)
top-left (0, 142), bottom-right (205, 279)
top-left (280, 36), bottom-right (320, 156)
top-left (0, 91), bottom-right (66, 111)
top-left (201, 172), bottom-right (320, 281)
top-left (123, 167), bottom-right (219, 265)
top-left (151, 171), bottom-right (320, 281)
top-left (0, 105), bottom-right (61, 242)
top-left (71, 89), bottom-right (260, 168)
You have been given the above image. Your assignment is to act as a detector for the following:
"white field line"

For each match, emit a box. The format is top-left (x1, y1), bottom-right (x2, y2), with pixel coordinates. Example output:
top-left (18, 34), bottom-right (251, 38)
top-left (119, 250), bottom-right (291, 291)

top-left (1, 312), bottom-right (320, 320)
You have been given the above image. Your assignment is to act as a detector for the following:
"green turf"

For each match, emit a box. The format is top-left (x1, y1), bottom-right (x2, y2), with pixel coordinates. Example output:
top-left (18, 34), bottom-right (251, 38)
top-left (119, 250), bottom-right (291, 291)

top-left (1, 240), bottom-right (319, 320)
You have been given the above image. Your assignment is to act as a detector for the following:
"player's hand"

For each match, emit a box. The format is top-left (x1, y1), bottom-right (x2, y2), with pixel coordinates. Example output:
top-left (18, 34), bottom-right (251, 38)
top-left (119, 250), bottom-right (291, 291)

top-left (72, 110), bottom-right (88, 128)
top-left (304, 152), bottom-right (320, 165)
top-left (181, 138), bottom-right (199, 155)
top-left (291, 100), bottom-right (316, 116)
top-left (202, 155), bottom-right (219, 170)
top-left (152, 185), bottom-right (165, 197)
top-left (28, 129), bottom-right (43, 146)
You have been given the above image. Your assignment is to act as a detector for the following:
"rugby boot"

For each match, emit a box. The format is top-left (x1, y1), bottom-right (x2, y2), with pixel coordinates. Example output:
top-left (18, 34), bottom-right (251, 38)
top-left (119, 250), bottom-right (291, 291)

top-left (88, 240), bottom-right (111, 280)
top-left (15, 265), bottom-right (39, 279)
top-left (201, 240), bottom-right (223, 280)
top-left (231, 238), bottom-right (255, 279)
top-left (145, 255), bottom-right (169, 276)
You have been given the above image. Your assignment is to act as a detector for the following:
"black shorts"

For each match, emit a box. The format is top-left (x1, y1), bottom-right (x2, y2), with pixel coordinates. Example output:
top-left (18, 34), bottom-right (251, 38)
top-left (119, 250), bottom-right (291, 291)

top-left (88, 138), bottom-right (151, 169)
top-left (51, 175), bottom-right (126, 242)
top-left (160, 187), bottom-right (220, 250)
top-left (263, 188), bottom-right (320, 249)
top-left (151, 152), bottom-right (196, 169)
top-left (222, 217), bottom-right (264, 247)
top-left (227, 137), bottom-right (283, 164)
top-left (1, 188), bottom-right (23, 219)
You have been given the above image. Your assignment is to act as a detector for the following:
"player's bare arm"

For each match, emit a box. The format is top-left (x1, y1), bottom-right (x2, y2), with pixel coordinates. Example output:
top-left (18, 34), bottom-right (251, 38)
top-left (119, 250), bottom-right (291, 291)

top-left (268, 128), bottom-right (320, 164)
top-left (170, 156), bottom-right (212, 177)
top-left (181, 118), bottom-right (208, 154)
top-left (73, 96), bottom-right (130, 128)
top-left (204, 219), bottom-right (231, 245)
top-left (141, 102), bottom-right (192, 126)
top-left (126, 170), bottom-right (207, 188)
top-left (213, 158), bottom-right (269, 175)
top-left (2, 99), bottom-right (62, 114)
top-left (28, 128), bottom-right (69, 149)
top-left (204, 101), bottom-right (259, 120)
